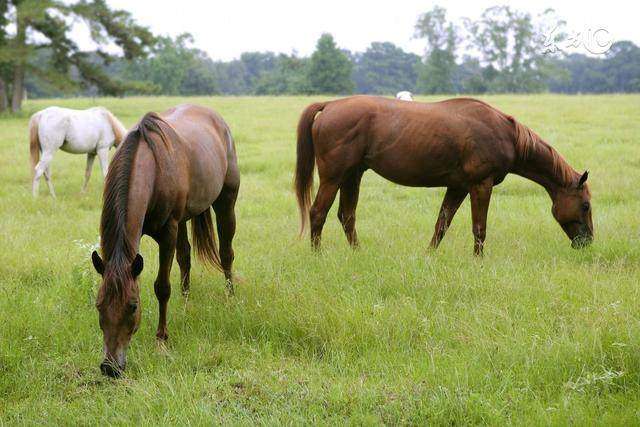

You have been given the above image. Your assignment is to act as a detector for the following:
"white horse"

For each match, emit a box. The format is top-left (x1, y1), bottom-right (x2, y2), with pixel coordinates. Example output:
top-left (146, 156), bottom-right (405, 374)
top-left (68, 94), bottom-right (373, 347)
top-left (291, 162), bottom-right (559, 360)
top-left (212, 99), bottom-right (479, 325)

top-left (29, 106), bottom-right (127, 197)
top-left (396, 91), bottom-right (414, 101)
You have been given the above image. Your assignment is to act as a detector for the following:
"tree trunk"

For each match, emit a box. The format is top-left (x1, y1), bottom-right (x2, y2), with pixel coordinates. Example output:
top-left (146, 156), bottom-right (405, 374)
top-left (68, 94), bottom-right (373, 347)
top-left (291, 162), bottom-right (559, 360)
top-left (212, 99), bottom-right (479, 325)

top-left (0, 78), bottom-right (7, 113)
top-left (11, 4), bottom-right (27, 112)
top-left (11, 65), bottom-right (25, 112)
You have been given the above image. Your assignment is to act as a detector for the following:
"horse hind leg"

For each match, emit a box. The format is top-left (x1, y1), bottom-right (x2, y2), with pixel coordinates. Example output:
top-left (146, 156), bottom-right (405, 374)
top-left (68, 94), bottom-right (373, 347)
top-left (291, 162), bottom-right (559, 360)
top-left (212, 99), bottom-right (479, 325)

top-left (43, 166), bottom-right (56, 198)
top-left (32, 150), bottom-right (55, 198)
top-left (213, 182), bottom-right (239, 295)
top-left (176, 221), bottom-right (191, 297)
top-left (97, 148), bottom-right (109, 178)
top-left (82, 153), bottom-right (96, 193)
top-left (337, 168), bottom-right (365, 247)
top-left (310, 180), bottom-right (339, 250)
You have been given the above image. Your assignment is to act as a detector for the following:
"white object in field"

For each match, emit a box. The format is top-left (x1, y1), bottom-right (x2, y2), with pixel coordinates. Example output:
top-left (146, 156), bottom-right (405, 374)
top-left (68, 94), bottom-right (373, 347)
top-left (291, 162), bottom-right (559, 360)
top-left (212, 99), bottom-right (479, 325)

top-left (28, 106), bottom-right (127, 197)
top-left (396, 91), bottom-right (414, 101)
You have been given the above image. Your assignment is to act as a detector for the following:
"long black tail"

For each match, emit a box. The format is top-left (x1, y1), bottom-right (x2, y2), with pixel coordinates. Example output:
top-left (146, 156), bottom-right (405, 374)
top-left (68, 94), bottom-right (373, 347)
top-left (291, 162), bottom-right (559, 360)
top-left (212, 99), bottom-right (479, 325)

top-left (191, 208), bottom-right (223, 271)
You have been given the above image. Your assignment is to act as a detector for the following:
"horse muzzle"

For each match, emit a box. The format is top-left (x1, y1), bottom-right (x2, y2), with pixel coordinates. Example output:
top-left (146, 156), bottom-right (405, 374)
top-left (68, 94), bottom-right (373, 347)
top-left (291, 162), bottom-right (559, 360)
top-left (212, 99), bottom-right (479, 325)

top-left (571, 227), bottom-right (593, 249)
top-left (100, 358), bottom-right (125, 378)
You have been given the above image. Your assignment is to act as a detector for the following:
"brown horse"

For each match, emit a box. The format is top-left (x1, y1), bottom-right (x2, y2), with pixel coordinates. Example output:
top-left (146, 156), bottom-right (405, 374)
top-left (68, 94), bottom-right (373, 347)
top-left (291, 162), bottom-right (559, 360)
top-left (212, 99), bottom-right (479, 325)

top-left (91, 104), bottom-right (239, 377)
top-left (295, 95), bottom-right (593, 254)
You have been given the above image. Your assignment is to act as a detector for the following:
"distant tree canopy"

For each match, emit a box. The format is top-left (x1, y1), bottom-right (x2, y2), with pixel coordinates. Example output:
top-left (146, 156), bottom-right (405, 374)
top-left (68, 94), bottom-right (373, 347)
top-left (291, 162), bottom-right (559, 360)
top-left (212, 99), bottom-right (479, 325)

top-left (414, 6), bottom-right (458, 94)
top-left (124, 34), bottom-right (217, 95)
top-left (307, 33), bottom-right (353, 94)
top-left (352, 42), bottom-right (421, 94)
top-left (0, 0), bottom-right (155, 112)
top-left (8, 4), bottom-right (640, 103)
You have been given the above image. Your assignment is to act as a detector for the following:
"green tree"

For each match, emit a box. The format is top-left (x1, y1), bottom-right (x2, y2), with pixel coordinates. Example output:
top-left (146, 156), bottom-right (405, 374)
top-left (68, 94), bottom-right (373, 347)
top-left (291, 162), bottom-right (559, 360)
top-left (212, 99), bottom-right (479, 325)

top-left (254, 53), bottom-right (310, 95)
top-left (414, 6), bottom-right (458, 94)
top-left (353, 42), bottom-right (421, 94)
top-left (125, 34), bottom-right (216, 96)
top-left (240, 51), bottom-right (278, 90)
top-left (307, 33), bottom-right (353, 94)
top-left (211, 60), bottom-right (249, 95)
top-left (0, 0), bottom-right (9, 111)
top-left (465, 6), bottom-right (564, 93)
top-left (0, 0), bottom-right (155, 111)
top-left (604, 41), bottom-right (640, 92)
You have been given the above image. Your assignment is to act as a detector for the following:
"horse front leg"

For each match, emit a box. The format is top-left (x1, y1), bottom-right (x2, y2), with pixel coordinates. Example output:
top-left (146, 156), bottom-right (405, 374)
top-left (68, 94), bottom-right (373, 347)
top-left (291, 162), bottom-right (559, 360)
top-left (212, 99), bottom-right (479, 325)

top-left (430, 188), bottom-right (468, 249)
top-left (469, 178), bottom-right (494, 256)
top-left (154, 222), bottom-right (177, 341)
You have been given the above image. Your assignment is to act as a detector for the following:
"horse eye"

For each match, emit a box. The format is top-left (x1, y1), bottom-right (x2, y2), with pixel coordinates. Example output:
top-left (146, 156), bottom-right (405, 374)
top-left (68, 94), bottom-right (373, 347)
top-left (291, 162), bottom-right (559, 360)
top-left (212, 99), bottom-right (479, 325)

top-left (582, 202), bottom-right (590, 212)
top-left (128, 301), bottom-right (138, 314)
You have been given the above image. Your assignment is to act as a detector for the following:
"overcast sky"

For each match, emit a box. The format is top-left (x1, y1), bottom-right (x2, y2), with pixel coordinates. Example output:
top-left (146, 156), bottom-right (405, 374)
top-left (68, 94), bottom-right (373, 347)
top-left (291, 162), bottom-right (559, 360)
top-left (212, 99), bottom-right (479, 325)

top-left (84, 0), bottom-right (639, 60)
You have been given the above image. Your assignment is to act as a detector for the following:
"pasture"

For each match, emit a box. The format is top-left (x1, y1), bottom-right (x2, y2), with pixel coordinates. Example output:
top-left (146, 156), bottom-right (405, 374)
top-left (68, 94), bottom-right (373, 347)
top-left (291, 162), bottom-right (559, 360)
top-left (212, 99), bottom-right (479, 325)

top-left (0, 95), bottom-right (639, 424)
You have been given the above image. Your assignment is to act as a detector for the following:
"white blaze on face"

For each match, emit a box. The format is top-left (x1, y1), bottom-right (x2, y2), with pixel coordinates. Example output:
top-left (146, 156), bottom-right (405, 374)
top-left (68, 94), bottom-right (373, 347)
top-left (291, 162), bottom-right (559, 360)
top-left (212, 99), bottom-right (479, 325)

top-left (396, 91), bottom-right (413, 101)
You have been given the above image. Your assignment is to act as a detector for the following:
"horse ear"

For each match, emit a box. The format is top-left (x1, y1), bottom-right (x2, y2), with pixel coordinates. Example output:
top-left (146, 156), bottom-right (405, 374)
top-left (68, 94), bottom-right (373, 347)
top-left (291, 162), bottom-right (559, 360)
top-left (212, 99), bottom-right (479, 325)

top-left (131, 254), bottom-right (144, 278)
top-left (578, 170), bottom-right (589, 189)
top-left (91, 251), bottom-right (104, 276)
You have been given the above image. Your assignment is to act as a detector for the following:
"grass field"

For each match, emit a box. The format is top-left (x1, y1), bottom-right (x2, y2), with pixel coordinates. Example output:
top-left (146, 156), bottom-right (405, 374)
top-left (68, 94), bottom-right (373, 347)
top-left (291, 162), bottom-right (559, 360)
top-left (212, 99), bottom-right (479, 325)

top-left (0, 95), bottom-right (639, 425)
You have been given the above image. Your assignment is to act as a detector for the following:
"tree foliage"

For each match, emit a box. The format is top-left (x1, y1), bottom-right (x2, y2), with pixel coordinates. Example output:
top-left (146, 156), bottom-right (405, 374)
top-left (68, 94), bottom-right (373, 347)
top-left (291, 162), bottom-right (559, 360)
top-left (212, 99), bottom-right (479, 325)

top-left (0, 0), bottom-right (155, 111)
top-left (464, 6), bottom-right (565, 92)
top-left (352, 42), bottom-right (421, 94)
top-left (4, 4), bottom-right (640, 101)
top-left (124, 34), bottom-right (217, 95)
top-left (414, 6), bottom-right (458, 94)
top-left (307, 33), bottom-right (353, 94)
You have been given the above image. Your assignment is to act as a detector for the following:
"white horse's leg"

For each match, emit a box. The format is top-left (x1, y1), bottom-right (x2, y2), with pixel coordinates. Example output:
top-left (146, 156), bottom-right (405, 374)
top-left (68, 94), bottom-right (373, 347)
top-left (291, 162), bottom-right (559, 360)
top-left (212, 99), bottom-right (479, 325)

top-left (32, 151), bottom-right (55, 198)
top-left (97, 148), bottom-right (109, 179)
top-left (43, 165), bottom-right (56, 198)
top-left (82, 153), bottom-right (96, 193)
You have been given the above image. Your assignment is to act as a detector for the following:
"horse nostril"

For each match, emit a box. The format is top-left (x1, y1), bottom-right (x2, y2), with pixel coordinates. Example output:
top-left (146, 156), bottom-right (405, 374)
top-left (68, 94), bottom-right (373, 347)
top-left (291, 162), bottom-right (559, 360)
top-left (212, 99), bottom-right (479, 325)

top-left (100, 361), bottom-right (122, 378)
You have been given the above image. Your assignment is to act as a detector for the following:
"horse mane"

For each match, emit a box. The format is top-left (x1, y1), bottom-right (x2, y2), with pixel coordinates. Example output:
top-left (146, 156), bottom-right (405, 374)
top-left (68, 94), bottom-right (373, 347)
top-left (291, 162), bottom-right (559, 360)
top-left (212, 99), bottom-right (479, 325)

top-left (509, 117), bottom-right (575, 187)
top-left (99, 112), bottom-right (175, 298)
top-left (100, 108), bottom-right (127, 147)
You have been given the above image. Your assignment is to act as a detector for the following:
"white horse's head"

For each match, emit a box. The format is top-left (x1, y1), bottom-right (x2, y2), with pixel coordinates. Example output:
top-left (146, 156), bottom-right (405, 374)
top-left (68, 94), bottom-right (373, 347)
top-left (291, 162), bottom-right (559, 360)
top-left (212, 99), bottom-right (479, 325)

top-left (396, 91), bottom-right (413, 101)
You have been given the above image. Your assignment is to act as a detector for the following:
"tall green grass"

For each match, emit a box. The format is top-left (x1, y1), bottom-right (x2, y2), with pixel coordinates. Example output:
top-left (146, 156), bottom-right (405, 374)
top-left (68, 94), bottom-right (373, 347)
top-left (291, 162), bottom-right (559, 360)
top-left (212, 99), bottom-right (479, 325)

top-left (0, 95), bottom-right (639, 424)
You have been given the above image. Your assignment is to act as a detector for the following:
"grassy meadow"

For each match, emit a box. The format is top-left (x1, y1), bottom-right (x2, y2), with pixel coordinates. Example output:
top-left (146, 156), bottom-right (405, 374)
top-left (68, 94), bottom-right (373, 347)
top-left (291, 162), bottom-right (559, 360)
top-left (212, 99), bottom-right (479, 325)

top-left (0, 94), bottom-right (639, 424)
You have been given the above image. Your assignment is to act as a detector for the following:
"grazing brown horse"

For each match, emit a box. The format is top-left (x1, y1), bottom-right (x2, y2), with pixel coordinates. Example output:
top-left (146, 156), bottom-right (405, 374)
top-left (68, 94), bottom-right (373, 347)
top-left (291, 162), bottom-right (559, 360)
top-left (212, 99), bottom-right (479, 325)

top-left (91, 104), bottom-right (239, 377)
top-left (295, 95), bottom-right (593, 254)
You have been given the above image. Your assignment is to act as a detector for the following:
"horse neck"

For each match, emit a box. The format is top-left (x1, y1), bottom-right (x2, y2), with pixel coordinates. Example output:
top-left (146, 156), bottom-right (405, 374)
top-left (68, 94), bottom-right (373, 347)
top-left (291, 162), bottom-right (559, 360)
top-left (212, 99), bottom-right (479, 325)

top-left (511, 140), bottom-right (577, 197)
top-left (102, 143), bottom-right (155, 267)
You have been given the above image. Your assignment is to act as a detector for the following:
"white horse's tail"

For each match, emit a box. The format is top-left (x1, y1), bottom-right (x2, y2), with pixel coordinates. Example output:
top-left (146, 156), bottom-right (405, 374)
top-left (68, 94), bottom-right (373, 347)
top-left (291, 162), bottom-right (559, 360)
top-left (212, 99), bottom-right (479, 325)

top-left (102, 109), bottom-right (127, 147)
top-left (29, 113), bottom-right (41, 177)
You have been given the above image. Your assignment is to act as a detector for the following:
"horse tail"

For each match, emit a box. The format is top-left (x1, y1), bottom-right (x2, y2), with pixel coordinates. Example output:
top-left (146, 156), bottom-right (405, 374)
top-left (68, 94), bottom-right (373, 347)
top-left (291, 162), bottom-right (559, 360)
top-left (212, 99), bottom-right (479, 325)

top-left (103, 109), bottom-right (127, 147)
top-left (191, 208), bottom-right (223, 271)
top-left (295, 101), bottom-right (326, 236)
top-left (28, 113), bottom-right (41, 177)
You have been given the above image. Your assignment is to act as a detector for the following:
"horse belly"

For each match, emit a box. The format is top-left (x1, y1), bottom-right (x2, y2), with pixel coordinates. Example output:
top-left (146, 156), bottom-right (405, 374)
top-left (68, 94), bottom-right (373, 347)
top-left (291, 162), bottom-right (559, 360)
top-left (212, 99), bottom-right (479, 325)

top-left (183, 146), bottom-right (227, 218)
top-left (61, 120), bottom-right (101, 154)
top-left (366, 142), bottom-right (464, 188)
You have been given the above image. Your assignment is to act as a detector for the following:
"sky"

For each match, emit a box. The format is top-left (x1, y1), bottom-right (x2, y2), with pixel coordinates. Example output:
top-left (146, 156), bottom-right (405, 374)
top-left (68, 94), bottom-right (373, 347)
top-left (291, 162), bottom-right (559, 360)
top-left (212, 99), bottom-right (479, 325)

top-left (77, 0), bottom-right (640, 60)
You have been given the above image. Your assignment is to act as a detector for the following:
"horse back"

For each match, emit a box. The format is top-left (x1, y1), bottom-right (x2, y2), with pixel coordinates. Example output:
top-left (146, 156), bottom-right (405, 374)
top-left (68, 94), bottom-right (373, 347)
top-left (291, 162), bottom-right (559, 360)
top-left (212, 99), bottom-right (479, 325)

top-left (314, 96), bottom-right (517, 187)
top-left (158, 104), bottom-right (238, 217)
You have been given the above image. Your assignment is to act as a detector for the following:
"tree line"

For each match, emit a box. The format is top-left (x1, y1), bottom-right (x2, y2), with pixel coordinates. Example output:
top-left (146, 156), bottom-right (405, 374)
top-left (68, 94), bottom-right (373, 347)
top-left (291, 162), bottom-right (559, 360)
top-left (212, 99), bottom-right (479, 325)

top-left (1, 2), bottom-right (639, 112)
